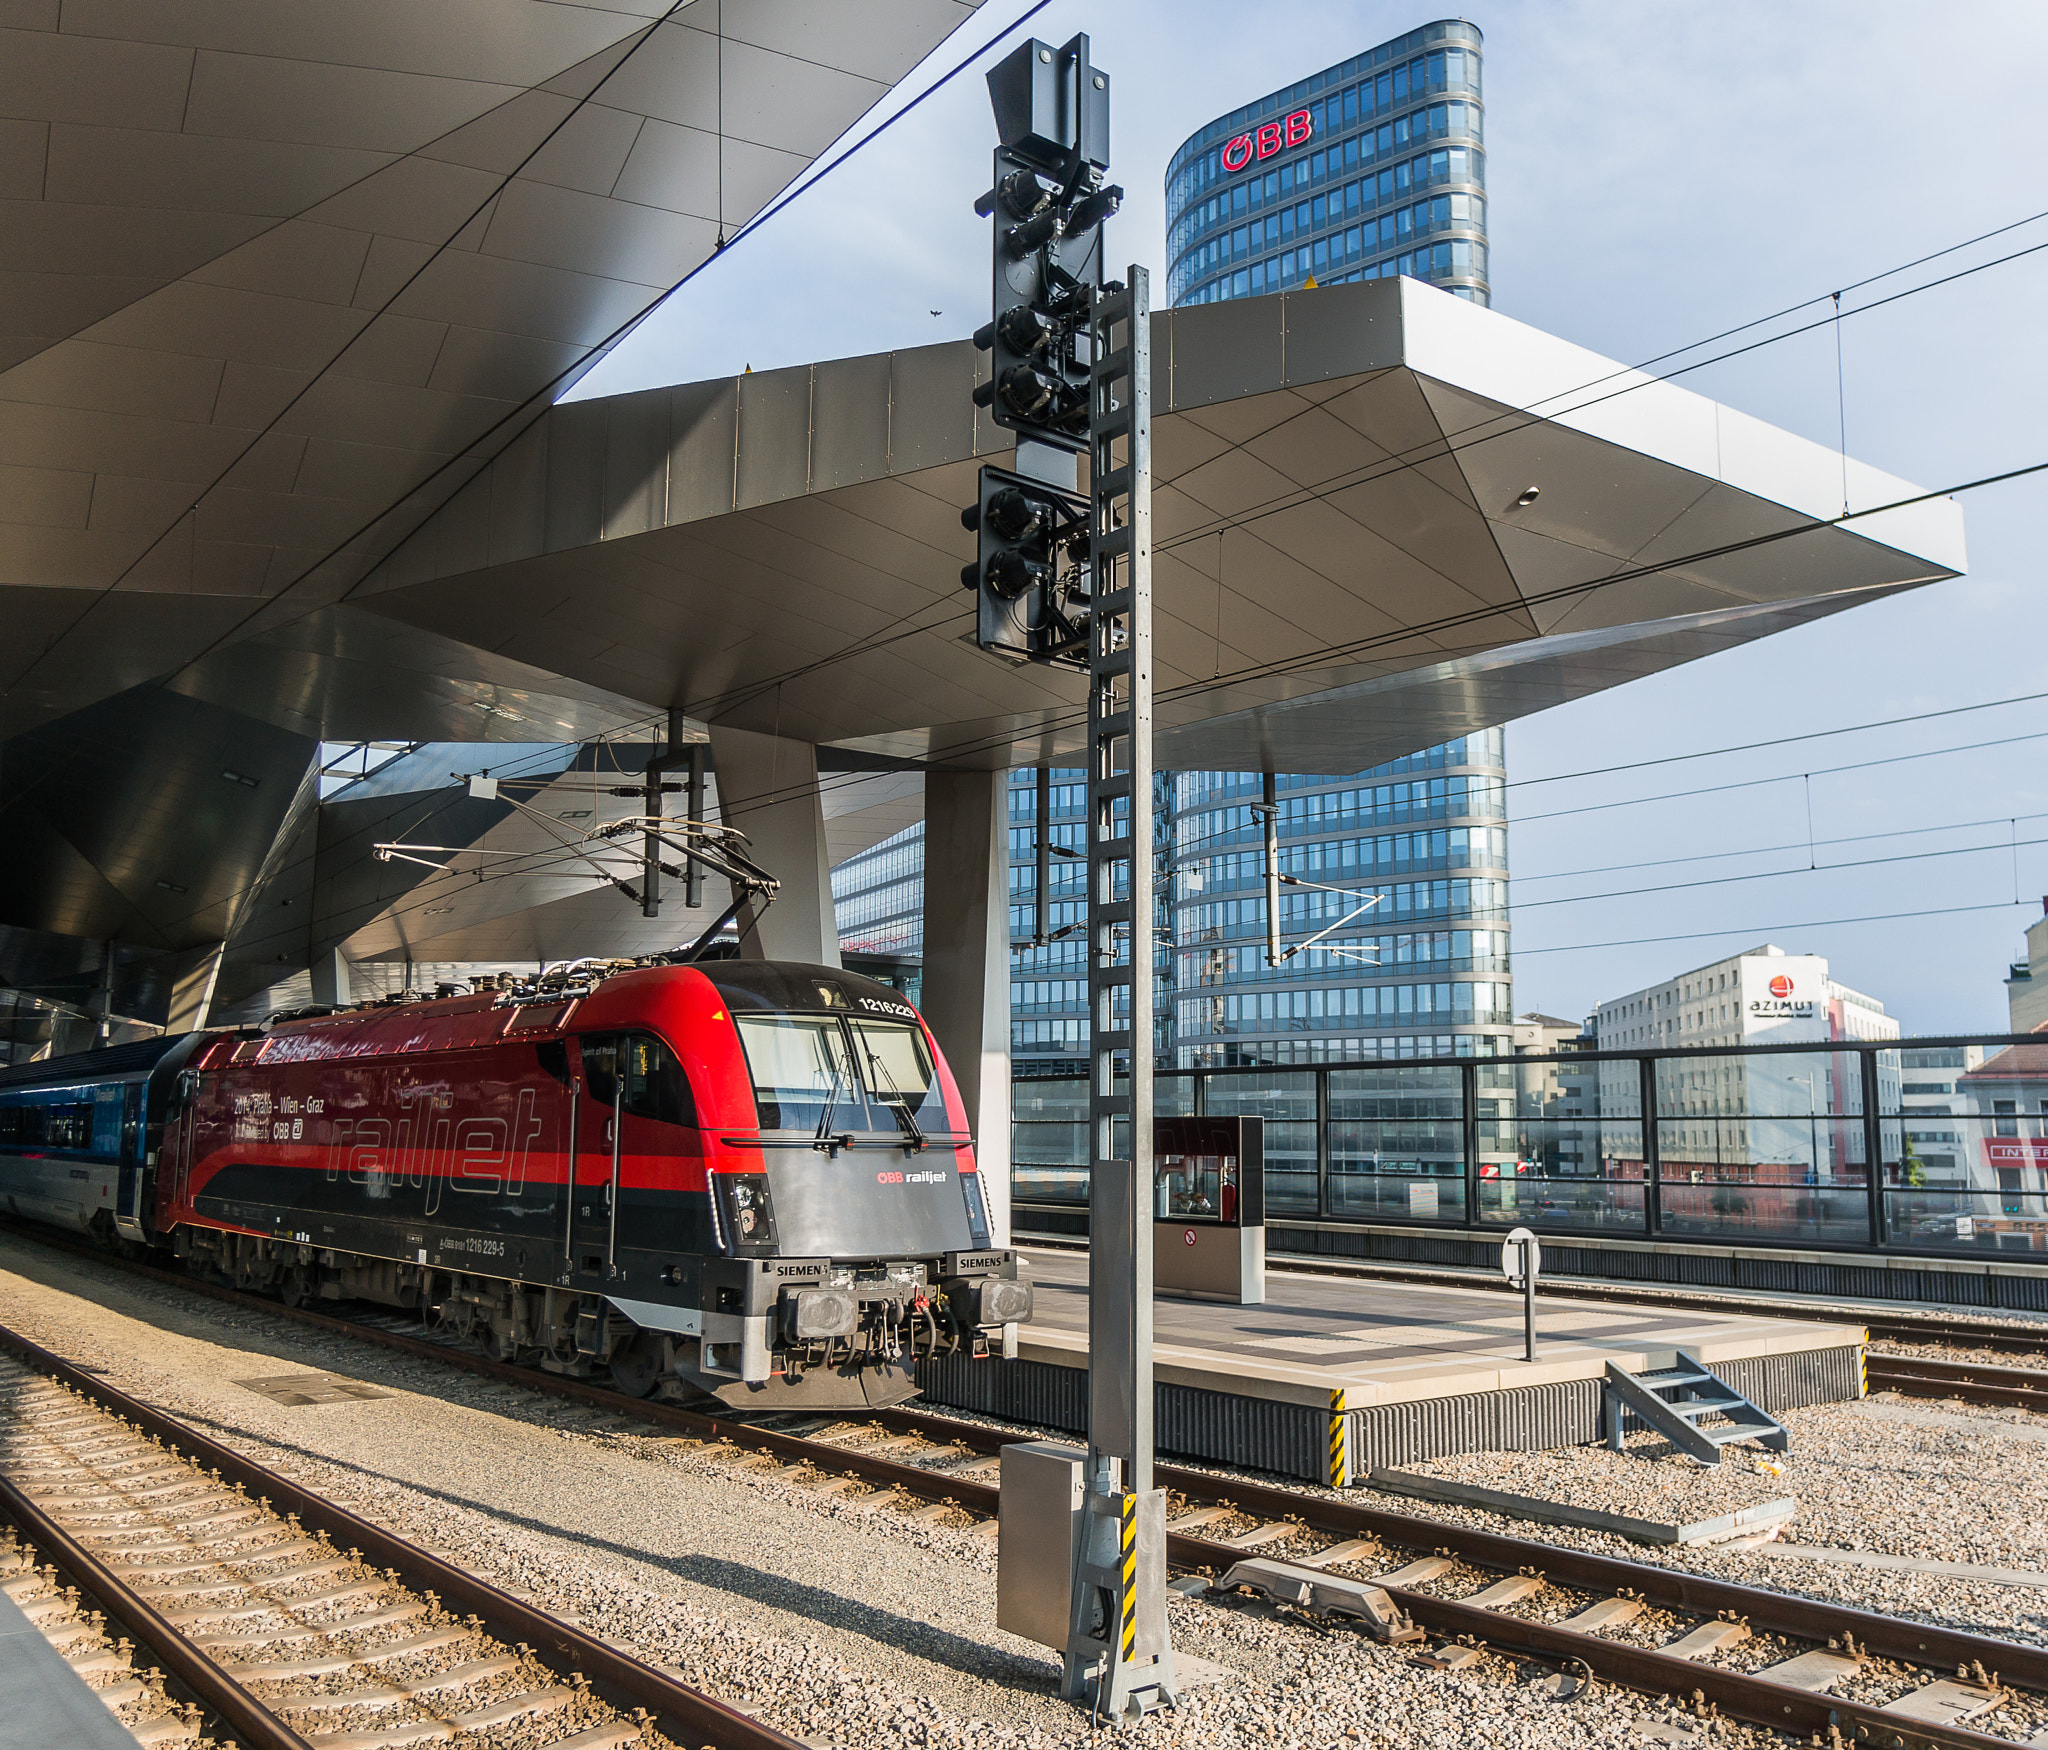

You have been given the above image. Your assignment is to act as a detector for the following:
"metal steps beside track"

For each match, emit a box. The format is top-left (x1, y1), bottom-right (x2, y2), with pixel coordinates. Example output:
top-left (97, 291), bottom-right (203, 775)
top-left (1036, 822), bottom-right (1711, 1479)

top-left (1601, 1354), bottom-right (1788, 1463)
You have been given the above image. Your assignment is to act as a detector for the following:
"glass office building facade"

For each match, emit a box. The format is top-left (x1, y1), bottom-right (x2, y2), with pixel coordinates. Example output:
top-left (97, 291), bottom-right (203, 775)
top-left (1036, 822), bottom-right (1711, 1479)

top-left (1165, 20), bottom-right (1488, 308)
top-left (1168, 738), bottom-right (1513, 1067)
top-left (1153, 21), bottom-right (1510, 1067)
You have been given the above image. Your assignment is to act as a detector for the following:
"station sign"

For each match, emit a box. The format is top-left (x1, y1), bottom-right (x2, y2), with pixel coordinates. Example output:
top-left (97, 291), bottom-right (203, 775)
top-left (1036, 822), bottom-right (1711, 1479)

top-left (1219, 107), bottom-right (1313, 174)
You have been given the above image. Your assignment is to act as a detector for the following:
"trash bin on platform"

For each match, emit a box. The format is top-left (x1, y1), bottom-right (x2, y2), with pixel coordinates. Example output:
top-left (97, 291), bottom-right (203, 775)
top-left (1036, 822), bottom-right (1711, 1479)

top-left (1153, 1115), bottom-right (1265, 1304)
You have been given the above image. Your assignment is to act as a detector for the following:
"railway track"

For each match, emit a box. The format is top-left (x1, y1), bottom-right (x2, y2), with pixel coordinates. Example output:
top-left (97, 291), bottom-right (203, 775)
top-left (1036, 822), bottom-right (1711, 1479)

top-left (0, 1320), bottom-right (803, 1750)
top-left (14, 1223), bottom-right (2048, 1747)
top-left (1864, 1352), bottom-right (2048, 1413)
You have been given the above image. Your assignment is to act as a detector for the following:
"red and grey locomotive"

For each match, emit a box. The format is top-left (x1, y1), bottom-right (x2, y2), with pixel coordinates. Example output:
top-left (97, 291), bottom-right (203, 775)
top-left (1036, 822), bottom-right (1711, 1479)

top-left (0, 958), bottom-right (1030, 1409)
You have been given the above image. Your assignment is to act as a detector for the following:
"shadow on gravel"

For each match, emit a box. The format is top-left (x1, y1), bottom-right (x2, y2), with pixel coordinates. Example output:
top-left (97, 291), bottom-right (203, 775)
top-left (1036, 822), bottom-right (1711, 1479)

top-left (663, 1551), bottom-right (1062, 1692)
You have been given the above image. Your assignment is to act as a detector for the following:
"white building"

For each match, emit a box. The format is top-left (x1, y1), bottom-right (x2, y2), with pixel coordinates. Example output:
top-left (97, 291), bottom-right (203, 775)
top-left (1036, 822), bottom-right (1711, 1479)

top-left (2004, 900), bottom-right (2048, 1034)
top-left (1590, 947), bottom-right (1901, 1218)
top-left (1593, 944), bottom-right (1898, 1053)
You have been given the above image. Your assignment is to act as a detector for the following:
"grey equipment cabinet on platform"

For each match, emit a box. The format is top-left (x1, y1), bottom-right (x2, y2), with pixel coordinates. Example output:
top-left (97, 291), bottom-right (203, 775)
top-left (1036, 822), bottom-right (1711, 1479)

top-left (1152, 1116), bottom-right (1265, 1305)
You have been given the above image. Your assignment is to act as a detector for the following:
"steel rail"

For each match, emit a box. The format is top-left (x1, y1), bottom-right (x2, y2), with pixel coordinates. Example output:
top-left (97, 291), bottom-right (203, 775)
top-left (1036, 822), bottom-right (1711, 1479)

top-left (0, 1318), bottom-right (806, 1750)
top-left (1168, 1536), bottom-right (2026, 1750)
top-left (9, 1225), bottom-right (2047, 1746)
top-left (1864, 1353), bottom-right (2048, 1411)
top-left (0, 1470), bottom-right (316, 1750)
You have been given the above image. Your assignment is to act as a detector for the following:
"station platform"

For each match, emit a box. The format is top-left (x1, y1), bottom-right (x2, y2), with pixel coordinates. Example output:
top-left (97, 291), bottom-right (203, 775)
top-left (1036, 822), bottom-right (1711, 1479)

top-left (914, 1248), bottom-right (1865, 1484)
top-left (0, 1591), bottom-right (136, 1750)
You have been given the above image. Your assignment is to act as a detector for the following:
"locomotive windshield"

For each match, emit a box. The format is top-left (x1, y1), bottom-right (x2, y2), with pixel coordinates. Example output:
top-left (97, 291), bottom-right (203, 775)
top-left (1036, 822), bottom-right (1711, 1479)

top-left (847, 1019), bottom-right (947, 1135)
top-left (734, 1013), bottom-right (950, 1136)
top-left (736, 1014), bottom-right (862, 1130)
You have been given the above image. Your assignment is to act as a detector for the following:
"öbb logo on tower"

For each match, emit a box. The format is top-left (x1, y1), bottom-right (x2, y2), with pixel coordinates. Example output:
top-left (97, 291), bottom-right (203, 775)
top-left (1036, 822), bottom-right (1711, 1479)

top-left (1219, 108), bottom-right (1313, 174)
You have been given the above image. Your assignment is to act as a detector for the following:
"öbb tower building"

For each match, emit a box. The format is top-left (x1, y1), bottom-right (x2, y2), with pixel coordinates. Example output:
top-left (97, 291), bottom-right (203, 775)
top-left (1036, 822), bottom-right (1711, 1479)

top-left (836, 21), bottom-right (1512, 1075)
top-left (1159, 20), bottom-right (1511, 1071)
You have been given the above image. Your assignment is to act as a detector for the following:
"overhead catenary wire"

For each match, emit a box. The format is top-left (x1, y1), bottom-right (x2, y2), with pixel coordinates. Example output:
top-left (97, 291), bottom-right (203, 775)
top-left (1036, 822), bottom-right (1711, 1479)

top-left (1152, 228), bottom-right (2048, 564)
top-left (1503, 830), bottom-right (2048, 915)
top-left (1512, 900), bottom-right (2035, 959)
top-left (1511, 808), bottom-right (2048, 885)
top-left (1506, 684), bottom-right (2048, 790)
top-left (697, 445), bottom-right (2048, 831)
top-left (1162, 721), bottom-right (2048, 867)
top-left (38, 138), bottom-right (2048, 978)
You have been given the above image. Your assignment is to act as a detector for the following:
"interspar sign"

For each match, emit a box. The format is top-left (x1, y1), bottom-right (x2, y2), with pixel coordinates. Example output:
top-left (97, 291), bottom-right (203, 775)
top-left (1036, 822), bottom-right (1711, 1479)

top-left (1220, 108), bottom-right (1313, 173)
top-left (1985, 1139), bottom-right (2048, 1168)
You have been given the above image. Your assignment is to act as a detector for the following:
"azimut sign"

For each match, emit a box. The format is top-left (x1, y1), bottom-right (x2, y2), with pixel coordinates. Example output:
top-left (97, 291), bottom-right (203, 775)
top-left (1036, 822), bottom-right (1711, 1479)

top-left (1219, 108), bottom-right (1313, 174)
top-left (1741, 957), bottom-right (1827, 1036)
top-left (1750, 972), bottom-right (1814, 1019)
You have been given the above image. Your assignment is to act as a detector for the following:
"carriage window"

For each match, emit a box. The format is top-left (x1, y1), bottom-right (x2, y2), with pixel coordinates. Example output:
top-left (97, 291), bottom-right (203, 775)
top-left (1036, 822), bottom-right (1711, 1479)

top-left (847, 1020), bottom-right (949, 1133)
top-left (48, 1102), bottom-right (93, 1149)
top-left (579, 1033), bottom-right (696, 1127)
top-left (0, 1104), bottom-right (45, 1145)
top-left (734, 1015), bottom-right (864, 1132)
top-left (0, 1100), bottom-right (89, 1148)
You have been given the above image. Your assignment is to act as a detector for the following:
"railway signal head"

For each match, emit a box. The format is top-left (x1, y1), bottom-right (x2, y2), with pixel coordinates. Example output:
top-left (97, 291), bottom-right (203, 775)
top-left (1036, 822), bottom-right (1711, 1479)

top-left (962, 465), bottom-right (1086, 664)
top-left (971, 34), bottom-right (1121, 453)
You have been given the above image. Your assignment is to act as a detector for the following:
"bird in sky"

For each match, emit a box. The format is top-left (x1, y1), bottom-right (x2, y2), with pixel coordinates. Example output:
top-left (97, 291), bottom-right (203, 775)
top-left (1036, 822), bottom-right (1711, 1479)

top-left (930, 309), bottom-right (942, 317)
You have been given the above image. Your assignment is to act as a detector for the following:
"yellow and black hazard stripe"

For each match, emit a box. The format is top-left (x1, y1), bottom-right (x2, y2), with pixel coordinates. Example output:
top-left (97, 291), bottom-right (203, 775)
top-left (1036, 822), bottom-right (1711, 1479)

top-left (1328, 1387), bottom-right (1349, 1489)
top-left (1858, 1335), bottom-right (1868, 1399)
top-left (1118, 1490), bottom-right (1138, 1662)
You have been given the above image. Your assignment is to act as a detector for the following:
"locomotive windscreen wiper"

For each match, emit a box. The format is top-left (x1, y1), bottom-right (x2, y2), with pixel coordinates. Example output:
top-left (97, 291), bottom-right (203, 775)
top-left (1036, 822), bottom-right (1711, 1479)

top-left (812, 1055), bottom-right (849, 1156)
top-left (862, 1045), bottom-right (925, 1154)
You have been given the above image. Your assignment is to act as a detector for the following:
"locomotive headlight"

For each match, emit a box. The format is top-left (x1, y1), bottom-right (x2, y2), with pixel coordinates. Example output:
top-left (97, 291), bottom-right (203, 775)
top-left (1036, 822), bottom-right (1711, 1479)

top-left (714, 1172), bottom-right (777, 1255)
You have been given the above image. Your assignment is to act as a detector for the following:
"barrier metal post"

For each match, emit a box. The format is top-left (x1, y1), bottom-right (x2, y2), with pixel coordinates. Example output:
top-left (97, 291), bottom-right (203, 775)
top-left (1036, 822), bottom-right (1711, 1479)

top-left (1861, 1046), bottom-right (1887, 1248)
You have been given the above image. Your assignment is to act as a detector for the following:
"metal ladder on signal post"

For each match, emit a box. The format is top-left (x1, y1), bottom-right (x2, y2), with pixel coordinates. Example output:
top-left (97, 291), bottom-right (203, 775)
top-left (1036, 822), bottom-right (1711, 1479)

top-left (1059, 264), bottom-right (1178, 1721)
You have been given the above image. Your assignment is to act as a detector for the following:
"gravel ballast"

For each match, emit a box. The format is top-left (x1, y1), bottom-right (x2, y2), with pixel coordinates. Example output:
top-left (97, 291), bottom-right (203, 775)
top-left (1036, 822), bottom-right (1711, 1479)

top-left (1381, 1431), bottom-right (1794, 1541)
top-left (0, 1232), bottom-right (1769, 1750)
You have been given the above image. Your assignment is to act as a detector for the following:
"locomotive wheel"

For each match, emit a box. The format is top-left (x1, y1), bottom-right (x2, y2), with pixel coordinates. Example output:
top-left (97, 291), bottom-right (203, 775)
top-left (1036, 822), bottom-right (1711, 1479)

top-left (607, 1332), bottom-right (665, 1399)
top-left (278, 1267), bottom-right (314, 1309)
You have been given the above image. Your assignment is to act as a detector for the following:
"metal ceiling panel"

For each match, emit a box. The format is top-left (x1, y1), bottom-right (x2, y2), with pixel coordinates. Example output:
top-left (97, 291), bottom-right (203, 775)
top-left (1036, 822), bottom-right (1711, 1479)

top-left (335, 279), bottom-right (1960, 778)
top-left (0, 0), bottom-right (992, 752)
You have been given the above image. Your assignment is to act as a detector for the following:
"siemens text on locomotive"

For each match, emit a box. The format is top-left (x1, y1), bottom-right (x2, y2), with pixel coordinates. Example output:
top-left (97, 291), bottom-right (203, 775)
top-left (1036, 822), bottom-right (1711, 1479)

top-left (0, 959), bottom-right (1031, 1409)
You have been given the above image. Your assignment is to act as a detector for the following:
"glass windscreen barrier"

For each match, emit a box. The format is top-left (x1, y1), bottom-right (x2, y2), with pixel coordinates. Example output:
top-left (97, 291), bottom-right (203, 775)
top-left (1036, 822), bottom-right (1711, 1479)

top-left (1884, 1067), bottom-right (2048, 1252)
top-left (1012, 1040), bottom-right (2048, 1251)
top-left (1328, 1064), bottom-right (1464, 1222)
top-left (1652, 1050), bottom-right (1869, 1244)
top-left (1014, 1077), bottom-right (1088, 1204)
top-left (1202, 1071), bottom-right (1316, 1213)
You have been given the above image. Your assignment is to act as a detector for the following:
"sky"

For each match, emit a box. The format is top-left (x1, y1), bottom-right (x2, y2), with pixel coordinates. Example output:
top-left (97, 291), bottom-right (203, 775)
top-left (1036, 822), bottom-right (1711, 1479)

top-left (573, 0), bottom-right (2048, 1038)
